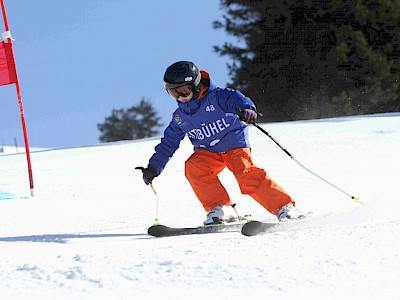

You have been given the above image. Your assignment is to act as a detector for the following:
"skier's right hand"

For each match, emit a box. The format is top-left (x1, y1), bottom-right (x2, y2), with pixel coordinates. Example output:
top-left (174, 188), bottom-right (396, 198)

top-left (135, 166), bottom-right (158, 185)
top-left (236, 108), bottom-right (257, 124)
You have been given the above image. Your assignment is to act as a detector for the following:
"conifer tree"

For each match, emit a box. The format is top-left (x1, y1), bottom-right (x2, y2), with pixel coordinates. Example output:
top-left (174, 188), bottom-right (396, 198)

top-left (214, 0), bottom-right (399, 121)
top-left (97, 98), bottom-right (162, 142)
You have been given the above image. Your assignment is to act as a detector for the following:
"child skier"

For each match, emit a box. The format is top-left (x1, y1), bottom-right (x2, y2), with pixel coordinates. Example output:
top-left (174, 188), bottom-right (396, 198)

top-left (138, 61), bottom-right (302, 225)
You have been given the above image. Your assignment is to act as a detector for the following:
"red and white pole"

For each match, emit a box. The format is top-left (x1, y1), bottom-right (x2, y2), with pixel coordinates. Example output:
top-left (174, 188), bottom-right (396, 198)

top-left (1, 0), bottom-right (34, 196)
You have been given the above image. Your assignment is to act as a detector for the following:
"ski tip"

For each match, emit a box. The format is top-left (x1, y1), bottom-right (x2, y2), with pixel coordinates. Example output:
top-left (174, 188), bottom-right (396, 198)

top-left (241, 220), bottom-right (264, 237)
top-left (147, 224), bottom-right (165, 237)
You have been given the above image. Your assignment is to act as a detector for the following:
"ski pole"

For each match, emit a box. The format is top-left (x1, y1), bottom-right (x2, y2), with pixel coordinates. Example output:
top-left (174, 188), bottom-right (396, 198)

top-left (149, 183), bottom-right (160, 224)
top-left (252, 123), bottom-right (361, 204)
top-left (135, 167), bottom-right (161, 224)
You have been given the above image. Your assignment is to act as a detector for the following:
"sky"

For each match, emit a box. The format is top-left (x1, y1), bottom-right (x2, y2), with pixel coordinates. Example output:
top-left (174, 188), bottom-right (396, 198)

top-left (0, 0), bottom-right (235, 148)
top-left (1, 113), bottom-right (399, 298)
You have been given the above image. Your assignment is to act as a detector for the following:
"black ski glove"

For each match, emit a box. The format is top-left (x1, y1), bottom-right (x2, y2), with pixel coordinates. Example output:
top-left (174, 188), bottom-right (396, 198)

top-left (237, 108), bottom-right (257, 124)
top-left (135, 166), bottom-right (158, 185)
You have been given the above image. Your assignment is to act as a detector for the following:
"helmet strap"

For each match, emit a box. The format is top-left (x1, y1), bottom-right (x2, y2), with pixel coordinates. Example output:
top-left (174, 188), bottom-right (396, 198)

top-left (192, 84), bottom-right (200, 97)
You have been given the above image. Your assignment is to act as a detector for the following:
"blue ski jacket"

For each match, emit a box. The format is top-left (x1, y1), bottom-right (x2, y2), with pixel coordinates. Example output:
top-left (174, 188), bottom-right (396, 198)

top-left (148, 71), bottom-right (256, 176)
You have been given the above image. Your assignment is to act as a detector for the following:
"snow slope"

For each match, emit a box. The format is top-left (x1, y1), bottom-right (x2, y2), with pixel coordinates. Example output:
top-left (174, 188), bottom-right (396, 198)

top-left (0, 113), bottom-right (399, 299)
top-left (0, 146), bottom-right (49, 155)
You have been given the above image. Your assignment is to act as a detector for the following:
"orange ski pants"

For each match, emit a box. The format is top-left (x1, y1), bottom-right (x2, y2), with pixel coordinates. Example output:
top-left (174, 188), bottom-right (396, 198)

top-left (184, 148), bottom-right (295, 215)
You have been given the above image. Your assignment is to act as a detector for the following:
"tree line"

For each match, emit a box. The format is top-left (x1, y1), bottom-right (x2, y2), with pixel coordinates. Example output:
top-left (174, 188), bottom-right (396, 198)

top-left (213, 0), bottom-right (400, 122)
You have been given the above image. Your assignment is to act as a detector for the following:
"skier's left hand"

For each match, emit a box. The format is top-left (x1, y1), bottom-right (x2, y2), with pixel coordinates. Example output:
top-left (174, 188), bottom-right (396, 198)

top-left (237, 109), bottom-right (257, 124)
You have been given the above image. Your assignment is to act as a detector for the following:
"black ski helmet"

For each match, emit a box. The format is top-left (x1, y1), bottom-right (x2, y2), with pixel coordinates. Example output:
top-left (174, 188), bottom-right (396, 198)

top-left (163, 61), bottom-right (201, 91)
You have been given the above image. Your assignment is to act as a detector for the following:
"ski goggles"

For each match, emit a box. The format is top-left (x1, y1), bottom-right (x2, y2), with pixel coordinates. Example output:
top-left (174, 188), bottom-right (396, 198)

top-left (166, 84), bottom-right (193, 100)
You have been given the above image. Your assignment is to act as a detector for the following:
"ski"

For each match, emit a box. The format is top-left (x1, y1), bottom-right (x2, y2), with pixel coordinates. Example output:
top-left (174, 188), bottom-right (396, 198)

top-left (148, 213), bottom-right (310, 237)
top-left (241, 216), bottom-right (308, 236)
top-left (148, 221), bottom-right (246, 237)
top-left (241, 220), bottom-right (281, 236)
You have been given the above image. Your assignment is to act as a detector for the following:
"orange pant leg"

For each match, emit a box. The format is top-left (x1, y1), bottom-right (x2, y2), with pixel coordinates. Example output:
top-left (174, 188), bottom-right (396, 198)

top-left (222, 148), bottom-right (295, 215)
top-left (184, 150), bottom-right (233, 211)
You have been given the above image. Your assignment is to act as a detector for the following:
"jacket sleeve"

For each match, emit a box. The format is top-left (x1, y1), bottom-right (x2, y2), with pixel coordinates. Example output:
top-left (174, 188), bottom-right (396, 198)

top-left (147, 119), bottom-right (186, 176)
top-left (216, 88), bottom-right (256, 113)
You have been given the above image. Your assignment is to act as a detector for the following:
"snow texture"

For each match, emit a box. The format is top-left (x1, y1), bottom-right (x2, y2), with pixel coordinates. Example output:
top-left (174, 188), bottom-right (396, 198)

top-left (1, 113), bottom-right (399, 299)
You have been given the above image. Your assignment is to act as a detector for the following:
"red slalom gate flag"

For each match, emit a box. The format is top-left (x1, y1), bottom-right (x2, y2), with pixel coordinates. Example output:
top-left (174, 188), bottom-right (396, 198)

top-left (0, 39), bottom-right (17, 86)
top-left (1, 0), bottom-right (35, 197)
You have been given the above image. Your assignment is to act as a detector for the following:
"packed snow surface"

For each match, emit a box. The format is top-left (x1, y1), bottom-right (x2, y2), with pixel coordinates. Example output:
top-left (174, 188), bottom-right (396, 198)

top-left (1, 113), bottom-right (399, 299)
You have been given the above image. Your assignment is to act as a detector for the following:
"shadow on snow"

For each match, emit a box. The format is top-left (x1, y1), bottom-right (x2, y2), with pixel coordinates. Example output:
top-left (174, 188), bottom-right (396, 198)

top-left (0, 232), bottom-right (150, 243)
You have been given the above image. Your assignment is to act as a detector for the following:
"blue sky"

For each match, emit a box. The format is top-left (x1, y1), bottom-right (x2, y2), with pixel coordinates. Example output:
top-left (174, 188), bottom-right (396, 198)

top-left (0, 0), bottom-right (235, 148)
